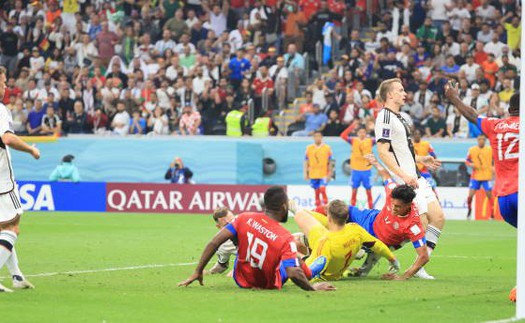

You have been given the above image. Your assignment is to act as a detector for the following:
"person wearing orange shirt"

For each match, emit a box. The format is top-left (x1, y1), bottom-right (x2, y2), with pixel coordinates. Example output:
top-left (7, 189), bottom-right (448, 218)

top-left (481, 53), bottom-right (498, 88)
top-left (465, 135), bottom-right (494, 219)
top-left (304, 131), bottom-right (333, 207)
top-left (340, 124), bottom-right (375, 208)
top-left (412, 130), bottom-right (438, 191)
top-left (283, 1), bottom-right (307, 52)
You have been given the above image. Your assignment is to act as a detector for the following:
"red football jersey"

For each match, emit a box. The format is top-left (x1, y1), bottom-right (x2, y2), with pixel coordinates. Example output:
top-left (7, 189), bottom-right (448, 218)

top-left (373, 180), bottom-right (426, 248)
top-left (478, 116), bottom-right (519, 197)
top-left (226, 212), bottom-right (298, 290)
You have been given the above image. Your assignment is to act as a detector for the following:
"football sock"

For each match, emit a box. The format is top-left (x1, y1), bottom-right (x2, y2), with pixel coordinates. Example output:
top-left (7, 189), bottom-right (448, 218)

top-left (6, 248), bottom-right (22, 277)
top-left (426, 225), bottom-right (441, 253)
top-left (301, 261), bottom-right (313, 279)
top-left (467, 196), bottom-right (473, 211)
top-left (314, 189), bottom-right (321, 206)
top-left (351, 189), bottom-right (358, 206)
top-left (319, 187), bottom-right (328, 205)
top-left (0, 231), bottom-right (17, 270)
top-left (366, 189), bottom-right (373, 209)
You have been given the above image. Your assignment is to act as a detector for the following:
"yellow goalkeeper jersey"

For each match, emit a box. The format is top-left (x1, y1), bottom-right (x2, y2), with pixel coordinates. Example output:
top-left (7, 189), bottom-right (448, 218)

top-left (305, 212), bottom-right (395, 281)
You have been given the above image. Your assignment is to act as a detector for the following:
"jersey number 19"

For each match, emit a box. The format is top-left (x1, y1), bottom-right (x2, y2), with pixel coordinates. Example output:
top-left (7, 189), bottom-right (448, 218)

top-left (246, 232), bottom-right (268, 269)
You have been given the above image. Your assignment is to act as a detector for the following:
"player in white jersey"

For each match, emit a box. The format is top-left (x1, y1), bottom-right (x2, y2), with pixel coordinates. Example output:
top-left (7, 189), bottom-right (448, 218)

top-left (0, 66), bottom-right (40, 292)
top-left (374, 78), bottom-right (444, 280)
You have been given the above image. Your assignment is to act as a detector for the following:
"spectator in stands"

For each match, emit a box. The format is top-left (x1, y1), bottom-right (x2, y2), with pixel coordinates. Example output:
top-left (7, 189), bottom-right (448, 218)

top-left (41, 106), bottom-right (62, 136)
top-left (283, 2), bottom-right (307, 52)
top-left (0, 23), bottom-right (19, 75)
top-left (446, 107), bottom-right (469, 138)
top-left (89, 108), bottom-right (109, 134)
top-left (178, 104), bottom-right (201, 136)
top-left (292, 103), bottom-right (328, 137)
top-left (112, 101), bottom-right (130, 136)
top-left (229, 48), bottom-right (251, 88)
top-left (149, 106), bottom-right (171, 135)
top-left (425, 105), bottom-right (446, 138)
top-left (323, 109), bottom-right (344, 136)
top-left (66, 101), bottom-right (90, 134)
top-left (49, 154), bottom-right (81, 183)
top-left (10, 99), bottom-right (27, 135)
top-left (26, 99), bottom-right (45, 135)
top-left (402, 91), bottom-right (426, 130)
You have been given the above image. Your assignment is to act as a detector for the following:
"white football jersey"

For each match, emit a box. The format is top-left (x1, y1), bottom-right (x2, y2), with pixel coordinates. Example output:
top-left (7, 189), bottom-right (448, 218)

top-left (375, 107), bottom-right (420, 183)
top-left (0, 103), bottom-right (15, 194)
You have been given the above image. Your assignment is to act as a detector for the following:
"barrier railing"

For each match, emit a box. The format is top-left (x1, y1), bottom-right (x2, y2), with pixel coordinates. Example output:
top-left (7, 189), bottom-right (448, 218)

top-left (261, 87), bottom-right (269, 112)
top-left (247, 98), bottom-right (254, 124)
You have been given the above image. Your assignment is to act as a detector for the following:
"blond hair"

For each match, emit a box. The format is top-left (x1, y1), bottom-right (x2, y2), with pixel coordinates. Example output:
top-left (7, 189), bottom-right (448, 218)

top-left (378, 78), bottom-right (402, 103)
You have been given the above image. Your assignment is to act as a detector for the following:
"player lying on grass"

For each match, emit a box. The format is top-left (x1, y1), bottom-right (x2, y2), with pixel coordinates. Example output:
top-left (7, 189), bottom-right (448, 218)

top-left (178, 186), bottom-right (335, 291)
top-left (289, 199), bottom-right (400, 281)
top-left (346, 155), bottom-right (431, 280)
top-left (204, 207), bottom-right (237, 275)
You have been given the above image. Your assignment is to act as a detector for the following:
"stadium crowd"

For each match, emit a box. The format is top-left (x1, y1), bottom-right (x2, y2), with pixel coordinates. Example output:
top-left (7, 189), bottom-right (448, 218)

top-left (0, 0), bottom-right (520, 137)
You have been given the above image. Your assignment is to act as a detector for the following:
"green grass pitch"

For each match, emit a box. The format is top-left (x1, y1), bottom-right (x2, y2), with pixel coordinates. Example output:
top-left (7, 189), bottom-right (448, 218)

top-left (0, 212), bottom-right (519, 322)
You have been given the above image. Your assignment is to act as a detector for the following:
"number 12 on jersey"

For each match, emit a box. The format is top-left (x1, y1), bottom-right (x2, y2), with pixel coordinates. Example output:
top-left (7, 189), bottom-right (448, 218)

top-left (496, 133), bottom-right (519, 161)
top-left (246, 232), bottom-right (268, 269)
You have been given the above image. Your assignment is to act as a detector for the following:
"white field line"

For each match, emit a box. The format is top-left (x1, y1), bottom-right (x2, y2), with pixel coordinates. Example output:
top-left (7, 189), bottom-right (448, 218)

top-left (0, 262), bottom-right (198, 279)
top-left (482, 317), bottom-right (522, 323)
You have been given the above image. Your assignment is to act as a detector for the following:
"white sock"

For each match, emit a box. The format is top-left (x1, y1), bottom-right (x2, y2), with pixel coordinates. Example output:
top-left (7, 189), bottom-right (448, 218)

top-left (6, 248), bottom-right (22, 277)
top-left (426, 225), bottom-right (441, 252)
top-left (0, 230), bottom-right (17, 270)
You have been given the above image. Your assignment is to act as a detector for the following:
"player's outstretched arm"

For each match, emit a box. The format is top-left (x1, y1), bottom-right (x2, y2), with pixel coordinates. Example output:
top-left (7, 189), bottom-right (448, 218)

top-left (2, 132), bottom-right (40, 159)
top-left (285, 266), bottom-right (336, 291)
top-left (383, 246), bottom-right (429, 281)
top-left (444, 81), bottom-right (479, 124)
top-left (178, 228), bottom-right (234, 287)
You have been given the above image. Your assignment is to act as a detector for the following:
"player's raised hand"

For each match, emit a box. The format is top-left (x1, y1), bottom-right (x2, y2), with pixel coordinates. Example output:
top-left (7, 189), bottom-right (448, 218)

top-left (420, 156), bottom-right (441, 171)
top-left (402, 174), bottom-right (419, 188)
top-left (388, 259), bottom-right (401, 273)
top-left (312, 282), bottom-right (337, 291)
top-left (364, 154), bottom-right (378, 166)
top-left (444, 80), bottom-right (459, 100)
top-left (177, 272), bottom-right (204, 287)
top-left (31, 144), bottom-right (40, 160)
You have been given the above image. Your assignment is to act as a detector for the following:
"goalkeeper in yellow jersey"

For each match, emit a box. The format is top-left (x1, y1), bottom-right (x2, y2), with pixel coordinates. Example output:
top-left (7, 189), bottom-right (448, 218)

top-left (289, 200), bottom-right (399, 281)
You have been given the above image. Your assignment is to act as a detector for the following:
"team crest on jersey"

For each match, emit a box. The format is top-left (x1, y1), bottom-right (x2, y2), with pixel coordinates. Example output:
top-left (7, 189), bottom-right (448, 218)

top-left (382, 128), bottom-right (390, 138)
top-left (393, 222), bottom-right (399, 230)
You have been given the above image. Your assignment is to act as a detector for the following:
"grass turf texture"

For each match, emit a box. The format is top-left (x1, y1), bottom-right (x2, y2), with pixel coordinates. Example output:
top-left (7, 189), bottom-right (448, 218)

top-left (1, 212), bottom-right (519, 323)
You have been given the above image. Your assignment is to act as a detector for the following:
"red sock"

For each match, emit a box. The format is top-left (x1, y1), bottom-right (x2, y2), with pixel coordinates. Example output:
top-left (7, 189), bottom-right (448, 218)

top-left (351, 189), bottom-right (358, 206)
top-left (314, 189), bottom-right (321, 207)
top-left (301, 261), bottom-right (312, 279)
top-left (319, 187), bottom-right (328, 205)
top-left (366, 189), bottom-right (373, 209)
top-left (467, 195), bottom-right (473, 210)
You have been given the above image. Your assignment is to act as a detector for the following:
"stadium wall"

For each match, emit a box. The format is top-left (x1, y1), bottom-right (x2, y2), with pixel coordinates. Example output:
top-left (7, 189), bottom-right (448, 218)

top-left (12, 136), bottom-right (474, 185)
top-left (18, 180), bottom-right (492, 221)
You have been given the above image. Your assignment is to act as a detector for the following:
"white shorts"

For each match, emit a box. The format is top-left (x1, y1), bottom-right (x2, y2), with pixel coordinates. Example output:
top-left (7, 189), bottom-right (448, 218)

top-left (0, 189), bottom-right (23, 223)
top-left (414, 177), bottom-right (438, 215)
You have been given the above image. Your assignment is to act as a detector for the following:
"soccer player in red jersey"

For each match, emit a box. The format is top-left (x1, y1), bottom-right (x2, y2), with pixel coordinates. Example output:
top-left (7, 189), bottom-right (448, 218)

top-left (445, 83), bottom-right (518, 228)
top-left (178, 186), bottom-right (335, 291)
top-left (311, 155), bottom-right (432, 280)
top-left (445, 83), bottom-right (519, 301)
